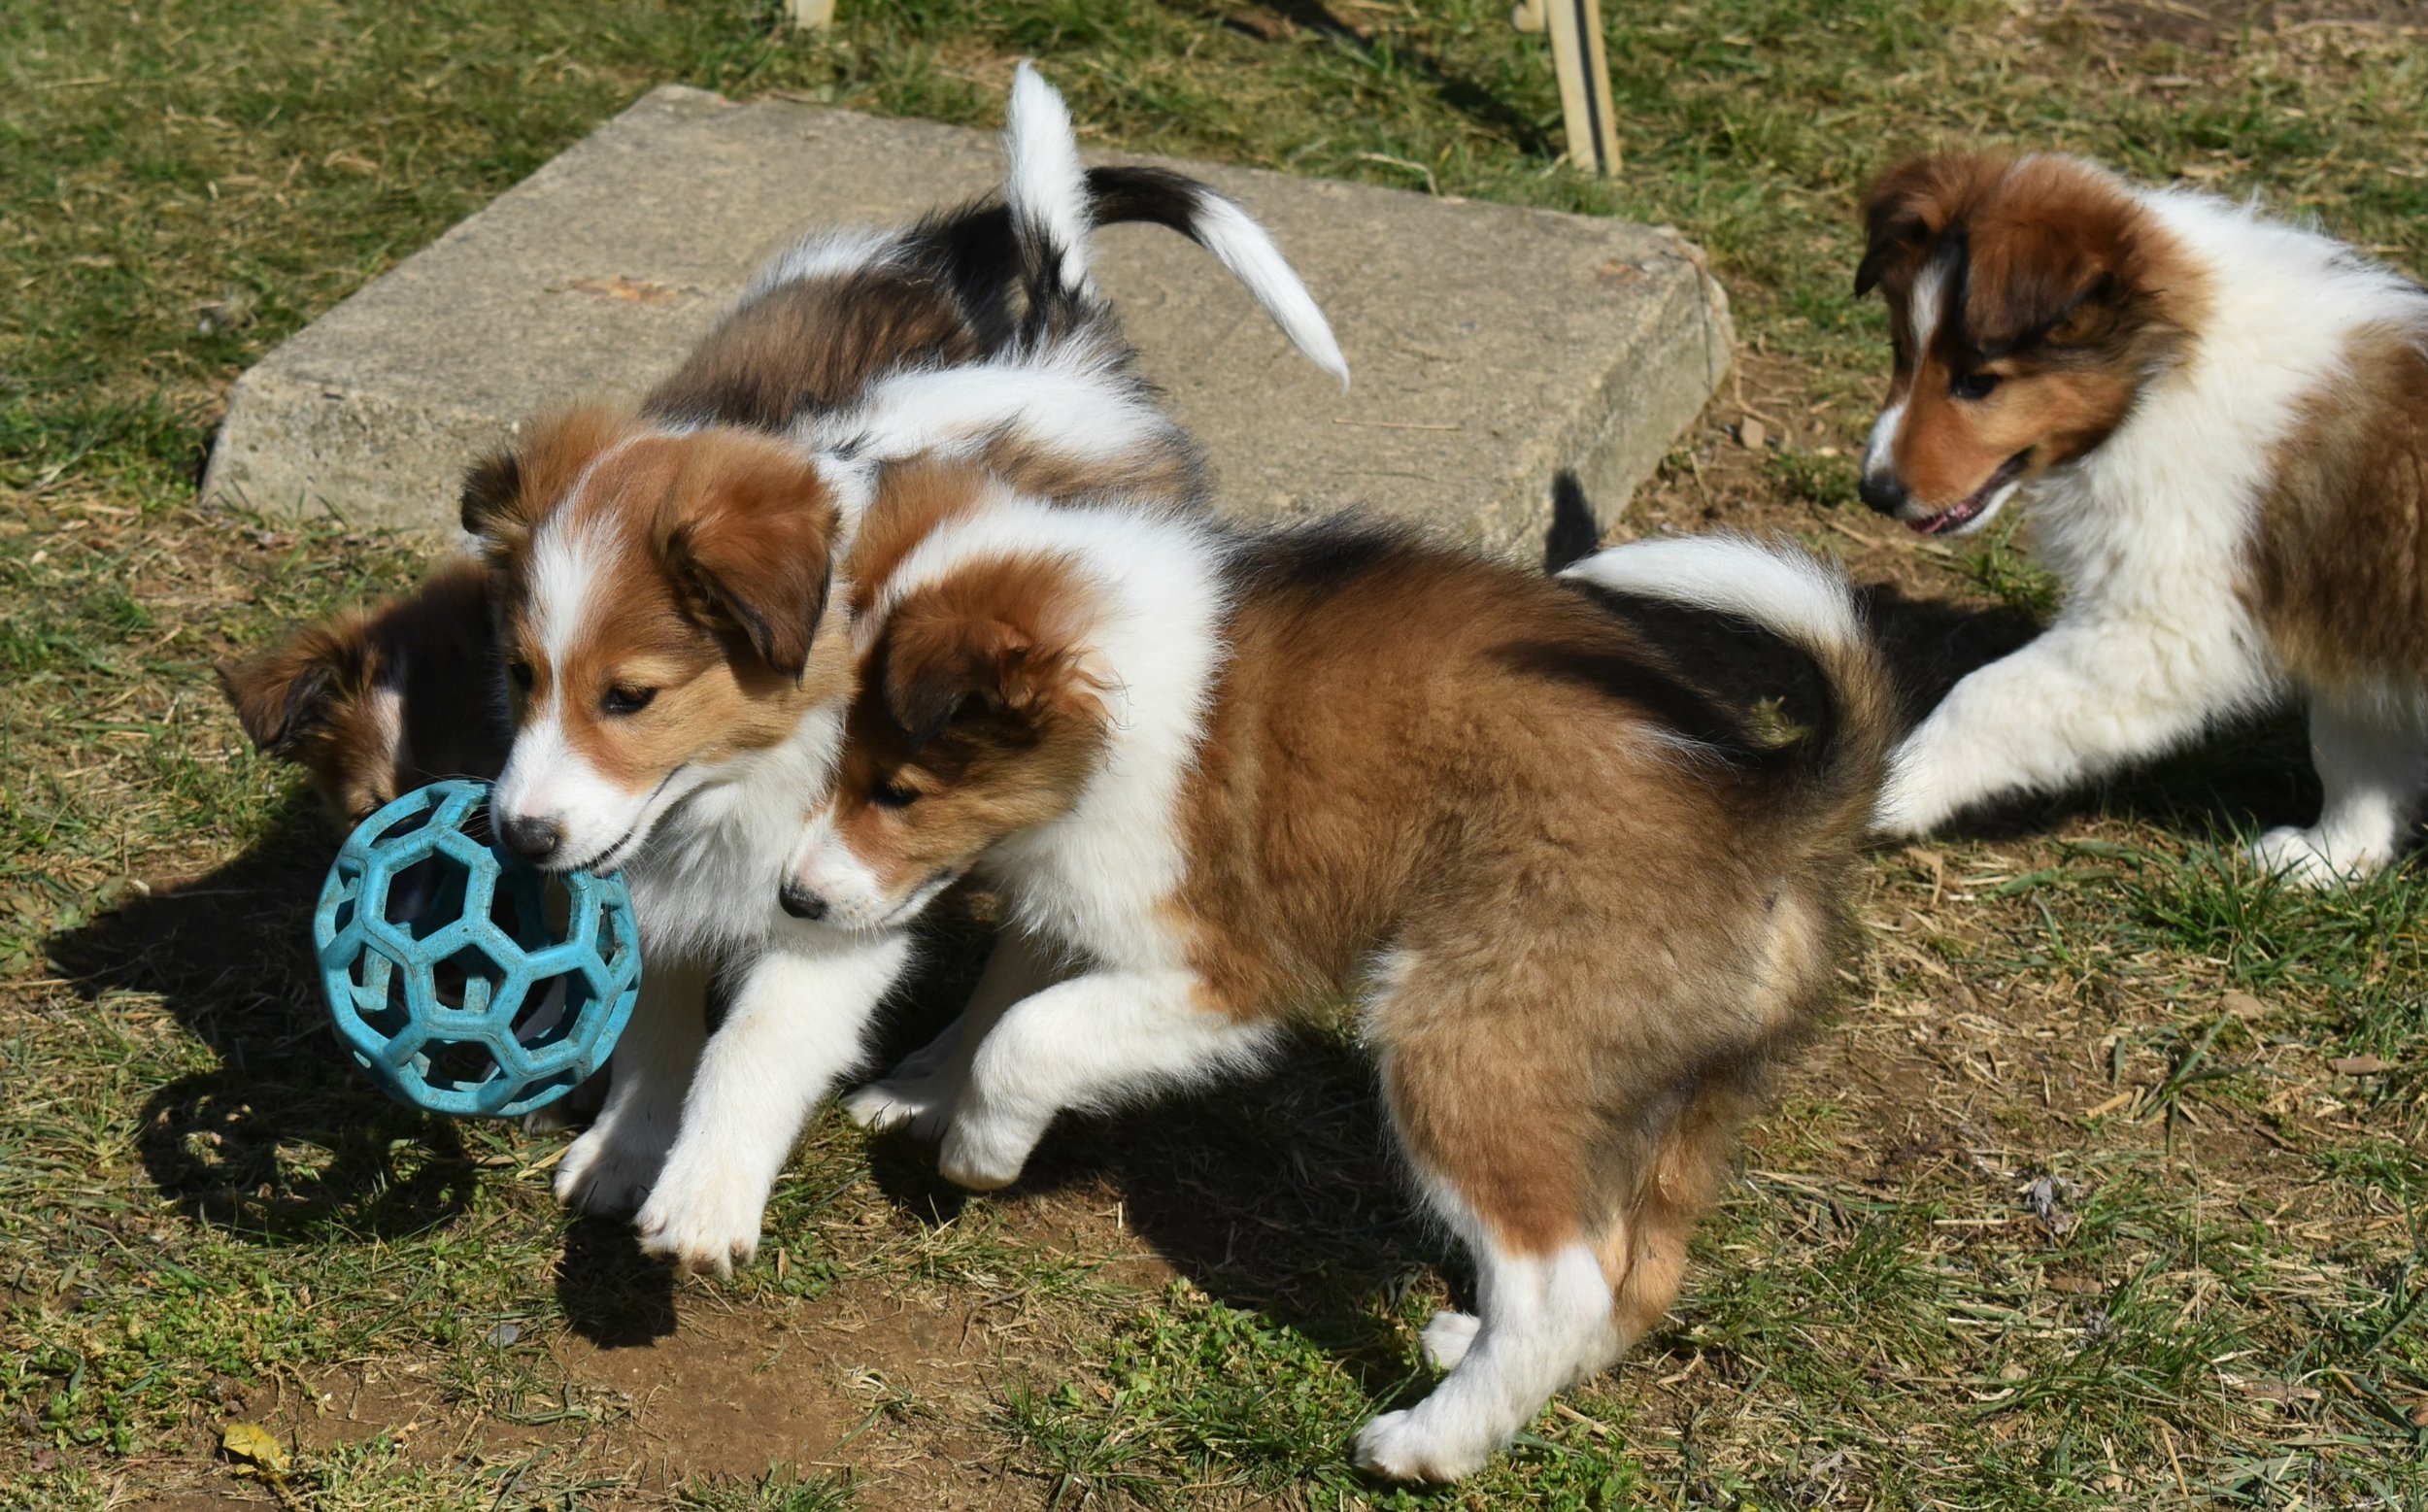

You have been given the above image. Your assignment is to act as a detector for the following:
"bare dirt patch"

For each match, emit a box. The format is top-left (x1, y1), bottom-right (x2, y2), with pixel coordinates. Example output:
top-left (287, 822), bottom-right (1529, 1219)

top-left (229, 1278), bottom-right (1038, 1508)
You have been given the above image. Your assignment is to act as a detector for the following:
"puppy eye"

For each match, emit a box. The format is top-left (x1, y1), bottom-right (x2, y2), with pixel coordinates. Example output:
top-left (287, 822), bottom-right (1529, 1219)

top-left (1950, 372), bottom-right (2003, 401)
top-left (873, 779), bottom-right (921, 809)
top-left (507, 659), bottom-right (536, 691)
top-left (602, 686), bottom-right (658, 717)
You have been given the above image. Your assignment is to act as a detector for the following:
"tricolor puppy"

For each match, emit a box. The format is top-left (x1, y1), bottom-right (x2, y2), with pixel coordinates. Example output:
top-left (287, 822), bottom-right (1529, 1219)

top-left (219, 555), bottom-right (508, 830)
top-left (791, 520), bottom-right (1891, 1481)
top-left (468, 63), bottom-right (1345, 1276)
top-left (646, 92), bottom-right (1343, 436)
top-left (1855, 152), bottom-right (2428, 882)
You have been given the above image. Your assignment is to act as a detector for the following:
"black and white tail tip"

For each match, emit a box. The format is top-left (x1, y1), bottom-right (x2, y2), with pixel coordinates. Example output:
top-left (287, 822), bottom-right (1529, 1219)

top-left (1004, 61), bottom-right (1350, 386)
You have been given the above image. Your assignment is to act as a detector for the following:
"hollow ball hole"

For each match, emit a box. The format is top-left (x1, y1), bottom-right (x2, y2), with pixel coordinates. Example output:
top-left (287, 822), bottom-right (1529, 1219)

top-left (512, 967), bottom-right (602, 1055)
top-left (419, 1038), bottom-right (500, 1094)
top-left (430, 937), bottom-right (513, 1017)
top-left (347, 947), bottom-right (415, 1043)
top-left (385, 851), bottom-right (473, 944)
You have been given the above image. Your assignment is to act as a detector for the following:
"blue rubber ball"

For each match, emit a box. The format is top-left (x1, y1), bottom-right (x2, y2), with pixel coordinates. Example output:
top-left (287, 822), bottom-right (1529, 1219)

top-left (314, 780), bottom-right (643, 1117)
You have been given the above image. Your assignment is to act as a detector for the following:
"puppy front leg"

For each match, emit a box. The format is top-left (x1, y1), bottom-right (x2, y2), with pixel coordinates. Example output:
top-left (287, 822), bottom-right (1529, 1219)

top-left (939, 969), bottom-right (1273, 1192)
top-left (2249, 692), bottom-right (2427, 885)
top-left (844, 925), bottom-right (1065, 1142)
top-left (636, 927), bottom-right (914, 1277)
top-left (555, 954), bottom-right (710, 1217)
top-left (1876, 618), bottom-right (2262, 837)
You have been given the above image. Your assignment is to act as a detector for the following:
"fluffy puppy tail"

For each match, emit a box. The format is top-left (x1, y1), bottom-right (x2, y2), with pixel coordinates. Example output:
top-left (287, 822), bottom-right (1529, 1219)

top-left (1561, 534), bottom-right (1895, 862)
top-left (1003, 60), bottom-right (1099, 335)
top-left (1003, 61), bottom-right (1349, 385)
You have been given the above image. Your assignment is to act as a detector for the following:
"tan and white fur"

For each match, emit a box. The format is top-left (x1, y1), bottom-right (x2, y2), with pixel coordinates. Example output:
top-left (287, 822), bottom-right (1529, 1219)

top-left (469, 64), bottom-right (1344, 1276)
top-left (788, 518), bottom-right (1892, 1480)
top-left (219, 554), bottom-right (509, 830)
top-left (1855, 152), bottom-right (2428, 883)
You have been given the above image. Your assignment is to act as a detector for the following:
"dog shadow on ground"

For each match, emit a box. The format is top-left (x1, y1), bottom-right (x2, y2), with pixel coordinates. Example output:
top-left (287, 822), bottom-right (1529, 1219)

top-left (43, 795), bottom-right (676, 1342)
top-left (860, 912), bottom-right (1441, 1394)
top-left (862, 1026), bottom-right (1445, 1395)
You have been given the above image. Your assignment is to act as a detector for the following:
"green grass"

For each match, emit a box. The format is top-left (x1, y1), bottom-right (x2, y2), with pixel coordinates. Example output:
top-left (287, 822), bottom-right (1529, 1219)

top-left (677, 1465), bottom-right (860, 1511)
top-left (5, 0), bottom-right (2428, 1506)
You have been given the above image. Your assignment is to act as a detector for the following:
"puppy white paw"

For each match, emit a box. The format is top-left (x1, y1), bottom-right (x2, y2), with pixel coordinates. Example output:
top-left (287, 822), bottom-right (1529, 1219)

top-left (841, 1073), bottom-right (958, 1142)
top-left (1353, 1405), bottom-right (1489, 1483)
top-left (2248, 825), bottom-right (2385, 889)
top-left (522, 1102), bottom-right (580, 1136)
top-left (553, 1114), bottom-right (673, 1217)
top-left (1869, 792), bottom-right (1923, 840)
top-left (633, 1153), bottom-right (767, 1279)
top-left (936, 1111), bottom-right (1041, 1193)
top-left (1419, 1310), bottom-right (1481, 1371)
top-left (1871, 763), bottom-right (1950, 841)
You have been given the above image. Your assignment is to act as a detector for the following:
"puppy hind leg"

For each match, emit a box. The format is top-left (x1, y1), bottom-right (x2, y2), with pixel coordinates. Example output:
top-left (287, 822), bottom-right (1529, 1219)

top-left (1419, 1308), bottom-right (1483, 1371)
top-left (1354, 1180), bottom-right (1616, 1483)
top-left (1354, 1035), bottom-right (1618, 1483)
top-left (1366, 1093), bottom-right (1737, 1483)
top-left (2250, 690), bottom-right (2427, 886)
top-left (1600, 1079), bottom-right (1748, 1354)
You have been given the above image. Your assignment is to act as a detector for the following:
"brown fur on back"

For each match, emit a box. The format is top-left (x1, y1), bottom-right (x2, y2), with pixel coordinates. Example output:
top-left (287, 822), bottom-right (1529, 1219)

top-left (2245, 323), bottom-right (2428, 687)
top-left (643, 273), bottom-right (987, 432)
top-left (1170, 527), bottom-right (1878, 1251)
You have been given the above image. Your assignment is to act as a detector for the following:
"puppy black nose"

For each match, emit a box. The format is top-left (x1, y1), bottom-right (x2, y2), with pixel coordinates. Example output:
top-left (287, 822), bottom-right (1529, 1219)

top-left (778, 883), bottom-right (829, 921)
top-left (1857, 471), bottom-right (1909, 516)
top-left (499, 814), bottom-right (563, 862)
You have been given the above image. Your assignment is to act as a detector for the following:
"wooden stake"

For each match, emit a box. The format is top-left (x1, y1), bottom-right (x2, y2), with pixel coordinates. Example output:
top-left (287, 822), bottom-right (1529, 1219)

top-left (1542, 0), bottom-right (1620, 176)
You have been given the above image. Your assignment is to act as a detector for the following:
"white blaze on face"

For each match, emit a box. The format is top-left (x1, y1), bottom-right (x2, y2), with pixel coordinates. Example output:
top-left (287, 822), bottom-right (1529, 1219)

top-left (368, 685), bottom-right (407, 781)
top-left (1862, 397), bottom-right (1909, 490)
top-left (1864, 256), bottom-right (1951, 487)
top-left (491, 517), bottom-right (652, 870)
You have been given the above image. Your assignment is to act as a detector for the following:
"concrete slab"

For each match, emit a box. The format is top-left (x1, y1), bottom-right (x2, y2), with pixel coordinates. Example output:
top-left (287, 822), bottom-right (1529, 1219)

top-left (204, 85), bottom-right (1731, 554)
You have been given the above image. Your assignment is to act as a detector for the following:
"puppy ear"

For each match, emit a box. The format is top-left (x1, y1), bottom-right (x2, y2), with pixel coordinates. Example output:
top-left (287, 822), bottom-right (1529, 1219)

top-left (658, 448), bottom-right (836, 680)
top-left (881, 615), bottom-right (1038, 749)
top-left (880, 577), bottom-right (1119, 754)
top-left (1855, 154), bottom-right (2004, 297)
top-left (1965, 236), bottom-right (2121, 356)
top-left (218, 619), bottom-right (376, 757)
top-left (461, 404), bottom-right (634, 558)
top-left (458, 449), bottom-right (523, 540)
top-left (1963, 158), bottom-right (2143, 356)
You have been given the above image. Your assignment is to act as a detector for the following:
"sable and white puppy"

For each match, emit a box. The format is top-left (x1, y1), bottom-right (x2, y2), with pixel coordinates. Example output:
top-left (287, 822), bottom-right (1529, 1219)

top-left (1854, 152), bottom-right (2428, 882)
top-left (787, 521), bottom-right (1892, 1481)
top-left (469, 64), bottom-right (1345, 1276)
top-left (219, 555), bottom-right (509, 829)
